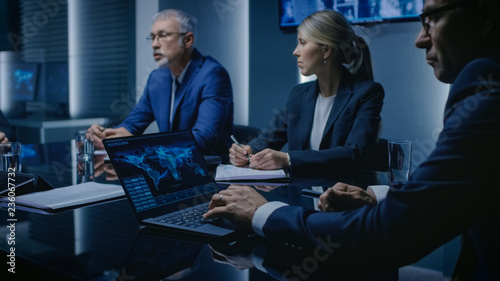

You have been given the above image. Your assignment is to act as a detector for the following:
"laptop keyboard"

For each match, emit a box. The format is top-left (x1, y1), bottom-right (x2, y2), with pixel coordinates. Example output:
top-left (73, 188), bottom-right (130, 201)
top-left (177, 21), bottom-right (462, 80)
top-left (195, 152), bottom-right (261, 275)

top-left (155, 203), bottom-right (214, 228)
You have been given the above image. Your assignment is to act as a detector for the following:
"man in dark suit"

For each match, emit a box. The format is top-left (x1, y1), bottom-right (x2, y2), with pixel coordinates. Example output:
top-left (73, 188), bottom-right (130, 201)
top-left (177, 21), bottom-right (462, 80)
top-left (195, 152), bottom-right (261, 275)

top-left (90, 9), bottom-right (233, 155)
top-left (204, 0), bottom-right (500, 279)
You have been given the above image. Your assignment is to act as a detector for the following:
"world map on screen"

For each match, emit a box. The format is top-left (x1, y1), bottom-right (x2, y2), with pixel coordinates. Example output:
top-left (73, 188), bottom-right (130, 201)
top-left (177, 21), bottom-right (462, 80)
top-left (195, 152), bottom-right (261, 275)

top-left (113, 144), bottom-right (206, 191)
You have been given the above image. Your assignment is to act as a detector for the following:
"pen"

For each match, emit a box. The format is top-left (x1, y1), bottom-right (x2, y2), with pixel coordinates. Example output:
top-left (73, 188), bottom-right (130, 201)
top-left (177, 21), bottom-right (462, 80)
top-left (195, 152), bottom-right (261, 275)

top-left (230, 135), bottom-right (251, 161)
top-left (301, 189), bottom-right (323, 198)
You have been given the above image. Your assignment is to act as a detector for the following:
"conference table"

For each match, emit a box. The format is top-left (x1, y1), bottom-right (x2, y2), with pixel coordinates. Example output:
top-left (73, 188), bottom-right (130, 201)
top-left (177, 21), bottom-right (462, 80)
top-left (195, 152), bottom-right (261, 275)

top-left (0, 141), bottom-right (395, 281)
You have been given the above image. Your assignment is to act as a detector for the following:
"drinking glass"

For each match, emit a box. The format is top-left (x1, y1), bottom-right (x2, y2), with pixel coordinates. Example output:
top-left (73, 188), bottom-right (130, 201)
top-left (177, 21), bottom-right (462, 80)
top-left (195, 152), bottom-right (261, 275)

top-left (75, 129), bottom-right (94, 182)
top-left (0, 142), bottom-right (22, 172)
top-left (388, 139), bottom-right (412, 189)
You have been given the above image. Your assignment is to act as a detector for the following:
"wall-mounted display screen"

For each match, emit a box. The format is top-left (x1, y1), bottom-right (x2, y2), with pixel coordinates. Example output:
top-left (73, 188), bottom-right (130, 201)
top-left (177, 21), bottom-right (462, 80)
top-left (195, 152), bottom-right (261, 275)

top-left (280, 0), bottom-right (424, 29)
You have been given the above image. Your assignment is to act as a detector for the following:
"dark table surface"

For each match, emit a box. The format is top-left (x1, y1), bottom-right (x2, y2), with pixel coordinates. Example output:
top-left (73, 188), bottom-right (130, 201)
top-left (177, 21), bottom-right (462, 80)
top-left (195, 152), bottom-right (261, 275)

top-left (0, 141), bottom-right (394, 281)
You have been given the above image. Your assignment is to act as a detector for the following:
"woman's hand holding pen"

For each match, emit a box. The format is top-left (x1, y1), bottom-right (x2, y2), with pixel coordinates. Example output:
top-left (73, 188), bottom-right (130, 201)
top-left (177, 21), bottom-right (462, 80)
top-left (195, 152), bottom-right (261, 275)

top-left (229, 142), bottom-right (289, 170)
top-left (229, 143), bottom-right (253, 166)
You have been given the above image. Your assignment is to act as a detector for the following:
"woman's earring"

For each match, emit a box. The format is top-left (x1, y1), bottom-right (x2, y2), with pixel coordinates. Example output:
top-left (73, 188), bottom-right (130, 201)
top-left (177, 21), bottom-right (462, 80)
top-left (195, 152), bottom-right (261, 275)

top-left (324, 58), bottom-right (327, 64)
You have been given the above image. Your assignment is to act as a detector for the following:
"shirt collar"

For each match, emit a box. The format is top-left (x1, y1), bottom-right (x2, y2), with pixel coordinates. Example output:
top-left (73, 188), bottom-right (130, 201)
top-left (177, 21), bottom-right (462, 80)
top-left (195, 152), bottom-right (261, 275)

top-left (172, 59), bottom-right (192, 84)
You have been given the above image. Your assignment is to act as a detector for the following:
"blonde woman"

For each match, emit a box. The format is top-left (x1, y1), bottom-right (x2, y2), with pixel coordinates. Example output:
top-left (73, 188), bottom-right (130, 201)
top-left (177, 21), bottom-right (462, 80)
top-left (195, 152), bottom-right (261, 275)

top-left (230, 10), bottom-right (384, 172)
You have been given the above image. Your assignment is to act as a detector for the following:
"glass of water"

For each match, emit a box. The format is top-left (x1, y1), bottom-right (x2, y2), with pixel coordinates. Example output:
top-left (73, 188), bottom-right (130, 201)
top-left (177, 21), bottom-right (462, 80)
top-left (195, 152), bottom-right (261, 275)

top-left (0, 142), bottom-right (22, 172)
top-left (388, 139), bottom-right (412, 189)
top-left (75, 129), bottom-right (95, 182)
top-left (75, 129), bottom-right (94, 156)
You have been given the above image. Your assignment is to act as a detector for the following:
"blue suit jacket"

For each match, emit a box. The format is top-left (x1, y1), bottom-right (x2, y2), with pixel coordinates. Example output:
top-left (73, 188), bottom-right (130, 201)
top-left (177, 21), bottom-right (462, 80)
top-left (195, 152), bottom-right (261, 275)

top-left (261, 56), bottom-right (500, 279)
top-left (249, 68), bottom-right (384, 170)
top-left (117, 48), bottom-right (234, 154)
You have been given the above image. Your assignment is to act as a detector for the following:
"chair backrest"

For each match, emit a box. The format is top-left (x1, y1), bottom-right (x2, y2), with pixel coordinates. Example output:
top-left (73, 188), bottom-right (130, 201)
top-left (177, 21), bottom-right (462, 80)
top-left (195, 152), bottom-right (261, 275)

top-left (233, 124), bottom-right (261, 144)
top-left (360, 138), bottom-right (388, 172)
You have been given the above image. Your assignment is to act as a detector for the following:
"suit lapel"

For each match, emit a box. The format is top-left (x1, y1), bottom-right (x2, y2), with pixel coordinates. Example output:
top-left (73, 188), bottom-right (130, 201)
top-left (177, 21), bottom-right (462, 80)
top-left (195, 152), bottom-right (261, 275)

top-left (301, 82), bottom-right (319, 150)
top-left (322, 69), bottom-right (353, 142)
top-left (154, 68), bottom-right (173, 131)
top-left (171, 48), bottom-right (203, 129)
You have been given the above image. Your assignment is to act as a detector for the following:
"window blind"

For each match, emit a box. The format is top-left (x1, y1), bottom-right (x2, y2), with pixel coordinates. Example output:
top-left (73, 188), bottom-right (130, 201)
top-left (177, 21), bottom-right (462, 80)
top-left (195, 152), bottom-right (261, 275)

top-left (20, 0), bottom-right (135, 122)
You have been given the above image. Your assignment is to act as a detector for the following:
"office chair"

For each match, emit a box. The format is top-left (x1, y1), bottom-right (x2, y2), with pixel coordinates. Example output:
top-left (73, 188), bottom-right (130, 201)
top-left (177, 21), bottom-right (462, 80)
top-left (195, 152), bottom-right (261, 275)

top-left (233, 124), bottom-right (261, 144)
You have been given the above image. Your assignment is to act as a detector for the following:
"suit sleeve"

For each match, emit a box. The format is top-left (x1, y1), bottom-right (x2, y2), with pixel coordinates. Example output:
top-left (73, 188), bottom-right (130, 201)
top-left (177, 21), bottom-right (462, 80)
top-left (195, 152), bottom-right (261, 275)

top-left (190, 65), bottom-right (233, 152)
top-left (289, 82), bottom-right (384, 169)
top-left (260, 83), bottom-right (500, 275)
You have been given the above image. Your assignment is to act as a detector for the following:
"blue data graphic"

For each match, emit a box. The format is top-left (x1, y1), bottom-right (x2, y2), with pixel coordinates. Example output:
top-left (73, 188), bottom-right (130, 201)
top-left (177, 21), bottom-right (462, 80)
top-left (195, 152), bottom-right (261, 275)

top-left (14, 69), bottom-right (34, 91)
top-left (113, 144), bottom-right (206, 191)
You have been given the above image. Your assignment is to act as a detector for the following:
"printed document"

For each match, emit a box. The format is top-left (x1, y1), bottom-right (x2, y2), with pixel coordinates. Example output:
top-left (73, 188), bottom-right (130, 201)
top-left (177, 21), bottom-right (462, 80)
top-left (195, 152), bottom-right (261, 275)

top-left (0, 182), bottom-right (125, 212)
top-left (214, 164), bottom-right (289, 182)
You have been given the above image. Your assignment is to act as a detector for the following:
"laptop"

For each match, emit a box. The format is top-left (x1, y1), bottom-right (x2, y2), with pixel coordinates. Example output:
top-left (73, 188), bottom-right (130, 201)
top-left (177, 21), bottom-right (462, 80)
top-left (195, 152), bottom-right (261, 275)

top-left (102, 131), bottom-right (239, 238)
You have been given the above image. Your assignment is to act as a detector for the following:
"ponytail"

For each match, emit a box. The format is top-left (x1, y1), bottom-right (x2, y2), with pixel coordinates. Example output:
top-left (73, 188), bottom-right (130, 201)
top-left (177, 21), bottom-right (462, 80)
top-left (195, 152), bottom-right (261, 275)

top-left (349, 35), bottom-right (374, 81)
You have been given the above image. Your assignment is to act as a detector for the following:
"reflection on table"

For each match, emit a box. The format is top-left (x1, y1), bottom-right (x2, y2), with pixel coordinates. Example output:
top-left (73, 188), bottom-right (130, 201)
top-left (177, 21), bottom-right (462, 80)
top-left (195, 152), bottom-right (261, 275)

top-left (1, 140), bottom-right (393, 280)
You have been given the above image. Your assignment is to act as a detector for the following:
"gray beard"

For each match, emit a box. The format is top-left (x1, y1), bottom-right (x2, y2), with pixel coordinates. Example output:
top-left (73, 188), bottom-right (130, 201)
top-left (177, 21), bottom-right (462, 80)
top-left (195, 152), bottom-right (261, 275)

top-left (156, 57), bottom-right (170, 68)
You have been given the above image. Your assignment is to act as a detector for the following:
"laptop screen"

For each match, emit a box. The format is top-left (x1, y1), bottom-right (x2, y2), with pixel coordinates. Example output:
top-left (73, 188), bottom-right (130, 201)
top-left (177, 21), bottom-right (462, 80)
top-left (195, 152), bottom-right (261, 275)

top-left (103, 131), bottom-right (219, 218)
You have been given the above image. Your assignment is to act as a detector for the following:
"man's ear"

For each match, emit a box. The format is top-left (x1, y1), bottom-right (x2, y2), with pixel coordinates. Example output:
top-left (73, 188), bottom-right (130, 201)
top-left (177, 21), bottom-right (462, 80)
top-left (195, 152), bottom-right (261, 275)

top-left (183, 32), bottom-right (194, 48)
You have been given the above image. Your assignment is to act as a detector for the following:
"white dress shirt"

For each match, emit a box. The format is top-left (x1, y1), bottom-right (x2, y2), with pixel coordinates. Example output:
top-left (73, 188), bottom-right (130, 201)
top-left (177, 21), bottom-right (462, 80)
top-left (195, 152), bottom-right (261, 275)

top-left (252, 185), bottom-right (390, 237)
top-left (310, 93), bottom-right (336, 150)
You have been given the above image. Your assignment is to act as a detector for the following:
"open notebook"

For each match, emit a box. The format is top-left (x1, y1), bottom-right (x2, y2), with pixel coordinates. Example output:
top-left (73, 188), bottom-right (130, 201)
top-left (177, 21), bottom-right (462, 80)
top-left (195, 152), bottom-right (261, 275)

top-left (214, 164), bottom-right (289, 183)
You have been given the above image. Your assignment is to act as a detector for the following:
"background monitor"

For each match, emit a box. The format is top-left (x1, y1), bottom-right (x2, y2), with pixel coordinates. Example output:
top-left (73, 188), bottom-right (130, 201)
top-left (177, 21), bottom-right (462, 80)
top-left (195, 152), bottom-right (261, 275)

top-left (279, 0), bottom-right (424, 29)
top-left (43, 61), bottom-right (69, 104)
top-left (8, 62), bottom-right (39, 102)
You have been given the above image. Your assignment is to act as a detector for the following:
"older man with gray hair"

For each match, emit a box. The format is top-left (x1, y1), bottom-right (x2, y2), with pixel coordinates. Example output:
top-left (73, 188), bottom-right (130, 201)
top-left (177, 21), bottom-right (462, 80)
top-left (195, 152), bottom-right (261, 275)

top-left (90, 9), bottom-right (233, 155)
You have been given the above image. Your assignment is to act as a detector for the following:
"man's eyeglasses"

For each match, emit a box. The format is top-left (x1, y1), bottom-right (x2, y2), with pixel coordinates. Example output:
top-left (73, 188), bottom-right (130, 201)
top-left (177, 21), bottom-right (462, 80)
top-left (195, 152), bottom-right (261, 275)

top-left (147, 32), bottom-right (187, 42)
top-left (419, 0), bottom-right (466, 34)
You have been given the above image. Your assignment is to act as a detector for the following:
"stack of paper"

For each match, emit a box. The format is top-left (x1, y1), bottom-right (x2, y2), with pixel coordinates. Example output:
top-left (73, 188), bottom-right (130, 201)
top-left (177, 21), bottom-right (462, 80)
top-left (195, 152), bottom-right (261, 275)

top-left (214, 164), bottom-right (289, 183)
top-left (0, 182), bottom-right (125, 213)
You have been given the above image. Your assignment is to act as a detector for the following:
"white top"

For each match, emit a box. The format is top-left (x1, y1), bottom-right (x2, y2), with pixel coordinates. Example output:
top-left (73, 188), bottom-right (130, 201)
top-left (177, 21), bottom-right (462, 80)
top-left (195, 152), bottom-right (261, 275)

top-left (310, 93), bottom-right (336, 150)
